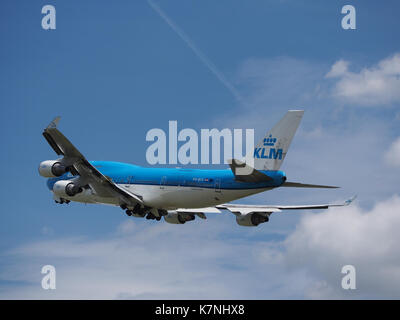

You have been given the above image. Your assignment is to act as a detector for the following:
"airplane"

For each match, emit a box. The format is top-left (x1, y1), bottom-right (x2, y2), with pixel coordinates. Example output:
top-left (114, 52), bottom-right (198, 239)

top-left (38, 110), bottom-right (354, 227)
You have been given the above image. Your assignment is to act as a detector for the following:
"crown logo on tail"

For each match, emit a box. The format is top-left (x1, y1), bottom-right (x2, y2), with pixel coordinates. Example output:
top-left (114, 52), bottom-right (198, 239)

top-left (263, 135), bottom-right (277, 146)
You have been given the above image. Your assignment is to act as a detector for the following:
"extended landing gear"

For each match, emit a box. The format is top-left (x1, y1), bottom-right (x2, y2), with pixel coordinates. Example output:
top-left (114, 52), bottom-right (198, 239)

top-left (125, 209), bottom-right (148, 217)
top-left (122, 205), bottom-right (165, 221)
top-left (55, 198), bottom-right (70, 204)
top-left (125, 210), bottom-right (132, 217)
top-left (146, 213), bottom-right (155, 220)
top-left (145, 213), bottom-right (161, 221)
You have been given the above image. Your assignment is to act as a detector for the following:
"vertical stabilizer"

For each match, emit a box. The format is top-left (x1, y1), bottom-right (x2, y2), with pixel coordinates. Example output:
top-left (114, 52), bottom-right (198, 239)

top-left (252, 110), bottom-right (304, 170)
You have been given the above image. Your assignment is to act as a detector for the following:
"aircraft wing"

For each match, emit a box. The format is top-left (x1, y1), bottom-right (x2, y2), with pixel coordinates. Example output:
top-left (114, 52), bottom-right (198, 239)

top-left (175, 207), bottom-right (222, 219)
top-left (172, 197), bottom-right (355, 221)
top-left (42, 117), bottom-right (143, 207)
top-left (216, 196), bottom-right (356, 216)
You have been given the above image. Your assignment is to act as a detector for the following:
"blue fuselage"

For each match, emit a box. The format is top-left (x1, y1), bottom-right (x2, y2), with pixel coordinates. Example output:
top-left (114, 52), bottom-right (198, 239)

top-left (47, 161), bottom-right (286, 191)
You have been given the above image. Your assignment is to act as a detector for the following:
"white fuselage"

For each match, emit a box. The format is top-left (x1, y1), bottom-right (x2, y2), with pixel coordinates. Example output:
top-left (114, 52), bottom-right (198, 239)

top-left (56, 183), bottom-right (272, 210)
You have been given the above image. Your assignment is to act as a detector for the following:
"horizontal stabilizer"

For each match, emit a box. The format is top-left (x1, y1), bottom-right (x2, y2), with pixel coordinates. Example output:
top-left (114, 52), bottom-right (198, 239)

top-left (228, 159), bottom-right (272, 183)
top-left (282, 182), bottom-right (339, 189)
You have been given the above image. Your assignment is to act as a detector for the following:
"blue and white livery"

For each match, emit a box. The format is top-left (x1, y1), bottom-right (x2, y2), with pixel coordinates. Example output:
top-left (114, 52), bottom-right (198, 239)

top-left (38, 111), bottom-right (354, 227)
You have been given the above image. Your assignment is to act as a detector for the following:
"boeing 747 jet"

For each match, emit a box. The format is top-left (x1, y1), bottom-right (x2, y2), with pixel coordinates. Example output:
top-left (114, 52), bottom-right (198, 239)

top-left (39, 111), bottom-right (354, 226)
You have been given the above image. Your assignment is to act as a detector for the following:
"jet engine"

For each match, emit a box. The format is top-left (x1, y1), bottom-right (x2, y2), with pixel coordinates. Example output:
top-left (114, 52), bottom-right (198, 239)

top-left (236, 212), bottom-right (269, 227)
top-left (39, 160), bottom-right (68, 177)
top-left (164, 211), bottom-right (195, 224)
top-left (53, 180), bottom-right (83, 197)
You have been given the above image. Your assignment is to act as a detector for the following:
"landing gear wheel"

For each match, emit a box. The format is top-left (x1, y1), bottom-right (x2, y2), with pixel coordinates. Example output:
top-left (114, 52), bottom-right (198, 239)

top-left (146, 213), bottom-right (156, 220)
top-left (125, 210), bottom-right (132, 217)
top-left (158, 209), bottom-right (168, 217)
top-left (156, 216), bottom-right (161, 221)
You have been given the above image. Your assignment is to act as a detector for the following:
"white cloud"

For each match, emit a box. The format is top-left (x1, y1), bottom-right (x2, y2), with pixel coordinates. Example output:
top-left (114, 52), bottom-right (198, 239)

top-left (0, 217), bottom-right (308, 299)
top-left (285, 195), bottom-right (400, 298)
top-left (385, 137), bottom-right (400, 167)
top-left (2, 195), bottom-right (400, 299)
top-left (326, 54), bottom-right (400, 106)
top-left (325, 60), bottom-right (349, 78)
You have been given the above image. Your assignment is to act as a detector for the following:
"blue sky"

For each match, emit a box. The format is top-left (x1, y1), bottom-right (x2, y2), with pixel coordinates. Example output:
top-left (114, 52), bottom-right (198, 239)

top-left (1, 0), bottom-right (400, 299)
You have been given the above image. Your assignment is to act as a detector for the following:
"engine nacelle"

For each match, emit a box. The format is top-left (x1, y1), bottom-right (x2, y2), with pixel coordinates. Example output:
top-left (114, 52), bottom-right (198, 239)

top-left (53, 180), bottom-right (83, 198)
top-left (39, 160), bottom-right (68, 178)
top-left (236, 213), bottom-right (269, 227)
top-left (164, 211), bottom-right (195, 224)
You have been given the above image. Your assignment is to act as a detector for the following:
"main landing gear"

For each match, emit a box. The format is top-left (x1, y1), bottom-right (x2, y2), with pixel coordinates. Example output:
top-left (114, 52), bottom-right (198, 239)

top-left (125, 209), bottom-right (146, 217)
top-left (145, 212), bottom-right (161, 221)
top-left (55, 198), bottom-right (70, 204)
top-left (122, 204), bottom-right (166, 221)
top-left (125, 210), bottom-right (132, 217)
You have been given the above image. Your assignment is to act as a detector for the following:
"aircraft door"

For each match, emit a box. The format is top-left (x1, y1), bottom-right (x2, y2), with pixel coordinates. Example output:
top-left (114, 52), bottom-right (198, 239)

top-left (215, 179), bottom-right (221, 193)
top-left (160, 176), bottom-right (167, 189)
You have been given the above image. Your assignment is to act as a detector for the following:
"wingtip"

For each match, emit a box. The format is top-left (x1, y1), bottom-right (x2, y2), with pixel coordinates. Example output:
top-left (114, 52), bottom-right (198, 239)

top-left (47, 116), bottom-right (61, 129)
top-left (344, 195), bottom-right (357, 206)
